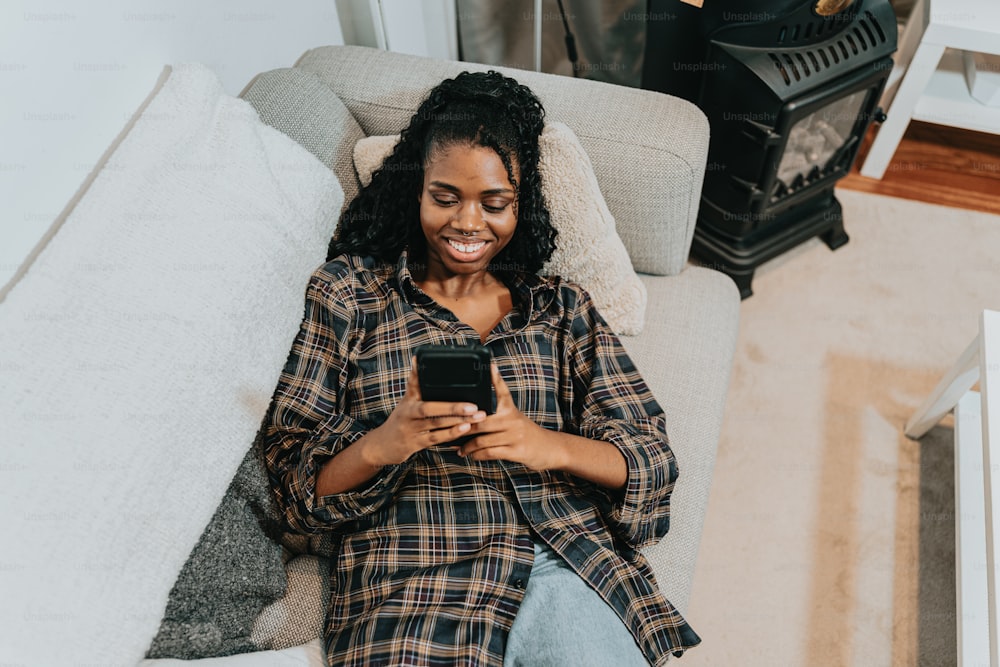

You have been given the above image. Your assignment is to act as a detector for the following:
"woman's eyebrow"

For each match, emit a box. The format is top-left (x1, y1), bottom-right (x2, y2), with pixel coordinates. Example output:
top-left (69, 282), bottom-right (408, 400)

top-left (428, 180), bottom-right (459, 193)
top-left (428, 180), bottom-right (514, 195)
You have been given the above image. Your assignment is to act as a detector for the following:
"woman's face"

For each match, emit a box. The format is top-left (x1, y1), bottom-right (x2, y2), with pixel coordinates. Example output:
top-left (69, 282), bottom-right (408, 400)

top-left (418, 142), bottom-right (518, 277)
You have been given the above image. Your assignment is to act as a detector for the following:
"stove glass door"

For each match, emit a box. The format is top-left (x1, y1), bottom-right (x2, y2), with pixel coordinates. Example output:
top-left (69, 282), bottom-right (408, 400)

top-left (774, 88), bottom-right (869, 196)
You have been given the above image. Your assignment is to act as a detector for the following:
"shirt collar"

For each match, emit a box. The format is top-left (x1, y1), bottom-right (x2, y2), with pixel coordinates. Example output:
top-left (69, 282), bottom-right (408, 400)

top-left (394, 249), bottom-right (556, 321)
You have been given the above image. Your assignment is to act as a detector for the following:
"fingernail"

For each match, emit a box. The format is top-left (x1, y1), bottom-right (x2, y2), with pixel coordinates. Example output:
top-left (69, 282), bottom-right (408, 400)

top-left (458, 423), bottom-right (471, 432)
top-left (462, 405), bottom-right (476, 414)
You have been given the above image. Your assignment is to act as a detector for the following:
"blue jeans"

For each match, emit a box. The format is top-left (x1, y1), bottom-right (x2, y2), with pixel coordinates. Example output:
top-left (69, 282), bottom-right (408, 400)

top-left (503, 539), bottom-right (651, 667)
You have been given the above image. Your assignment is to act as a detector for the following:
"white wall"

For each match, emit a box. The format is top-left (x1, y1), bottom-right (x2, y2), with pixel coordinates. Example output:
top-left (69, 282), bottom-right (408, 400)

top-left (335, 0), bottom-right (458, 59)
top-left (378, 0), bottom-right (458, 60)
top-left (0, 0), bottom-right (345, 289)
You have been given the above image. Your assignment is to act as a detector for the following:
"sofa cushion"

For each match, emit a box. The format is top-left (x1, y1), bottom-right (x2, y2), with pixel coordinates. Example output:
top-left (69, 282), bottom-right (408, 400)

top-left (353, 122), bottom-right (647, 335)
top-left (250, 555), bottom-right (330, 650)
top-left (620, 267), bottom-right (740, 615)
top-left (0, 62), bottom-right (341, 665)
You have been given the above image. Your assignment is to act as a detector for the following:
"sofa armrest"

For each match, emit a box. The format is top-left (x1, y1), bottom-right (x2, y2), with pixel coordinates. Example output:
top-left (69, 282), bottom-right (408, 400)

top-left (241, 67), bottom-right (366, 216)
top-left (621, 267), bottom-right (740, 615)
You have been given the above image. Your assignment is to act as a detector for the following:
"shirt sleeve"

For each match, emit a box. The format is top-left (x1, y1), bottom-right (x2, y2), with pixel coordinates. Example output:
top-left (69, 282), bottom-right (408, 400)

top-left (564, 285), bottom-right (678, 550)
top-left (262, 263), bottom-right (409, 534)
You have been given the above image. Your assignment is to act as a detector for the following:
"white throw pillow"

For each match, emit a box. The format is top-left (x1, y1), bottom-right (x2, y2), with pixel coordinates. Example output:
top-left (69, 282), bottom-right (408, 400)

top-left (353, 122), bottom-right (647, 335)
top-left (0, 63), bottom-right (341, 666)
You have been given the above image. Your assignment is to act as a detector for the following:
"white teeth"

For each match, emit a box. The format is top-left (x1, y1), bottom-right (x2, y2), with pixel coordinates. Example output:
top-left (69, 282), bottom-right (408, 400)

top-left (448, 239), bottom-right (485, 254)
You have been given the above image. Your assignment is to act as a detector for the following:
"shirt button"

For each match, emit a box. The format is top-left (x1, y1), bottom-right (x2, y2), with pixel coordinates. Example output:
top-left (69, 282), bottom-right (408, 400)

top-left (514, 578), bottom-right (525, 589)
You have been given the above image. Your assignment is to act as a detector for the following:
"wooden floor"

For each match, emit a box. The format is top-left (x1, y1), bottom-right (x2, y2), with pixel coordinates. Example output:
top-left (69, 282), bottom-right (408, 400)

top-left (838, 121), bottom-right (1000, 215)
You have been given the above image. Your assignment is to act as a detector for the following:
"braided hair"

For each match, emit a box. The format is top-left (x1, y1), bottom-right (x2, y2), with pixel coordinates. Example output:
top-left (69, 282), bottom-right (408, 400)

top-left (328, 71), bottom-right (556, 274)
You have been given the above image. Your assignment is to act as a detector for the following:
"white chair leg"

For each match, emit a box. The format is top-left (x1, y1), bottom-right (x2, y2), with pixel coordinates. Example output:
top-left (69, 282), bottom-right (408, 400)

top-left (879, 0), bottom-right (929, 110)
top-left (956, 391), bottom-right (991, 667)
top-left (860, 38), bottom-right (945, 179)
top-left (905, 335), bottom-right (980, 439)
top-left (980, 310), bottom-right (1000, 666)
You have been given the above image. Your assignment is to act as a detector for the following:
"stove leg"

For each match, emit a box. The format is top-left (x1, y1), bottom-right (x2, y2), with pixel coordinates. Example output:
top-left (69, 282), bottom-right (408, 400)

top-left (730, 268), bottom-right (754, 300)
top-left (821, 224), bottom-right (849, 250)
top-left (820, 198), bottom-right (849, 250)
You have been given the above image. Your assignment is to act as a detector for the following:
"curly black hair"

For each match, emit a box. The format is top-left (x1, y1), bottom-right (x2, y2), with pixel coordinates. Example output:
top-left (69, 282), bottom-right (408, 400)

top-left (327, 70), bottom-right (557, 275)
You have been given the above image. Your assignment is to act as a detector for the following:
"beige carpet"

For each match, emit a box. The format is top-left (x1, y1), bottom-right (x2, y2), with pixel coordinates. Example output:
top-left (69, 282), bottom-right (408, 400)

top-left (682, 188), bottom-right (1000, 666)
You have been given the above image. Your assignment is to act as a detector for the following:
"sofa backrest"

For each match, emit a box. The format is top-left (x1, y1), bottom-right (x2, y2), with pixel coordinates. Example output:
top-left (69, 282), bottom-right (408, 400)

top-left (248, 45), bottom-right (710, 276)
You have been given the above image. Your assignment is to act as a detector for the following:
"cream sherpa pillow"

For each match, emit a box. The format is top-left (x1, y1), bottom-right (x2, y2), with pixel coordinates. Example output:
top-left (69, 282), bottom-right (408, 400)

top-left (352, 122), bottom-right (647, 335)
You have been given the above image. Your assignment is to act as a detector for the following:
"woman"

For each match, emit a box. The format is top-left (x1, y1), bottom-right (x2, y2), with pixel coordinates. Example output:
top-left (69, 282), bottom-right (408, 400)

top-left (262, 70), bottom-right (699, 666)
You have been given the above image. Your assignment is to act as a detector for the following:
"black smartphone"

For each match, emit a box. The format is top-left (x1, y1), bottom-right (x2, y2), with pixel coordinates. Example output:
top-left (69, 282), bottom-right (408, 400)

top-left (416, 344), bottom-right (494, 414)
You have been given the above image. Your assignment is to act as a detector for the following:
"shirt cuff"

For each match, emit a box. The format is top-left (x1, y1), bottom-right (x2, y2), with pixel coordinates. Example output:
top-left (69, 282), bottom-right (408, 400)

top-left (312, 464), bottom-right (409, 523)
top-left (304, 430), bottom-right (410, 526)
top-left (580, 421), bottom-right (677, 543)
top-left (609, 433), bottom-right (675, 526)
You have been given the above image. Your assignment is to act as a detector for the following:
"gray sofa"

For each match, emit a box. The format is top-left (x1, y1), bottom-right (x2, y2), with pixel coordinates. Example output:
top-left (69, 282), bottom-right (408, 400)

top-left (241, 44), bottom-right (739, 635)
top-left (0, 44), bottom-right (738, 665)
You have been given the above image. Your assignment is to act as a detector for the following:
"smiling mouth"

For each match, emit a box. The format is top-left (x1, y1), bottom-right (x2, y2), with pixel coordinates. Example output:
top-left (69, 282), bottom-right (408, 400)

top-left (447, 238), bottom-right (487, 254)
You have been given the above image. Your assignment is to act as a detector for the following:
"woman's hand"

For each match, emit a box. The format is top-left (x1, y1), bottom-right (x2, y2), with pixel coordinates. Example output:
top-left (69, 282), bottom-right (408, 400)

top-left (456, 364), bottom-right (568, 472)
top-left (362, 356), bottom-right (488, 467)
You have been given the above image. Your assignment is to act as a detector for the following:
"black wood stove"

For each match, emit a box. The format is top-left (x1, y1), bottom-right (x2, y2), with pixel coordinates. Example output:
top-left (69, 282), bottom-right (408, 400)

top-left (642, 0), bottom-right (898, 298)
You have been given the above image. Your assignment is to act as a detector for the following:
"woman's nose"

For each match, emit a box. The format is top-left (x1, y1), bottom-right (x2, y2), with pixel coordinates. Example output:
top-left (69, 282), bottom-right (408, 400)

top-left (452, 202), bottom-right (485, 232)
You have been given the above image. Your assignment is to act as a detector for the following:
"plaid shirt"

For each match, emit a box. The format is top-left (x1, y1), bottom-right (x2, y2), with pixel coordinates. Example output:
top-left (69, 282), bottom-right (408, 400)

top-left (262, 252), bottom-right (700, 666)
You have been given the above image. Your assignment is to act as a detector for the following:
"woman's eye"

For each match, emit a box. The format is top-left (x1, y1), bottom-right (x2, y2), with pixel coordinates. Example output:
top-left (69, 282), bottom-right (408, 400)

top-left (432, 196), bottom-right (457, 206)
top-left (483, 202), bottom-right (509, 213)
